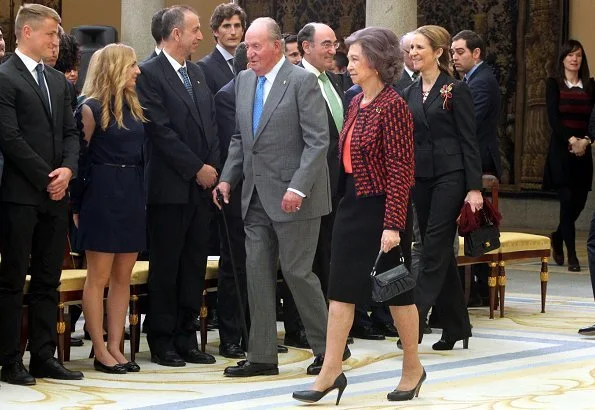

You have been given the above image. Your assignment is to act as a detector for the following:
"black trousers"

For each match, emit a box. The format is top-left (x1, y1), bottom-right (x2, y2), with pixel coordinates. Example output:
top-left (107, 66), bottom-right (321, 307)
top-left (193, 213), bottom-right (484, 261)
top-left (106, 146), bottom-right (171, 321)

top-left (414, 171), bottom-right (471, 341)
top-left (0, 199), bottom-right (68, 365)
top-left (146, 202), bottom-right (211, 354)
top-left (353, 198), bottom-right (414, 329)
top-left (556, 187), bottom-right (589, 258)
top-left (217, 205), bottom-right (249, 345)
top-left (588, 212), bottom-right (595, 300)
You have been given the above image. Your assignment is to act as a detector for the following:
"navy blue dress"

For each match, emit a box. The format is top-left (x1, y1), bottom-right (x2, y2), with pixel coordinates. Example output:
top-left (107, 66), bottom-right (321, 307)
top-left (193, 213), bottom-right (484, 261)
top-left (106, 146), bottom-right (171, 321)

top-left (72, 98), bottom-right (146, 253)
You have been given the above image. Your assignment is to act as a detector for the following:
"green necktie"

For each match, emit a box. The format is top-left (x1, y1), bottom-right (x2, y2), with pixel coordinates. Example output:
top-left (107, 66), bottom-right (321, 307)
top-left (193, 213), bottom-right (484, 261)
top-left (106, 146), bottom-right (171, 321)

top-left (319, 72), bottom-right (344, 132)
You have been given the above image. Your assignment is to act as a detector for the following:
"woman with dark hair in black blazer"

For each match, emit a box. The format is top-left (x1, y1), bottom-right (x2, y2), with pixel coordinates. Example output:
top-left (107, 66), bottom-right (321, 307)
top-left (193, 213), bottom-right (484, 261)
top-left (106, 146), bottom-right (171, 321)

top-left (401, 25), bottom-right (483, 350)
top-left (543, 40), bottom-right (594, 272)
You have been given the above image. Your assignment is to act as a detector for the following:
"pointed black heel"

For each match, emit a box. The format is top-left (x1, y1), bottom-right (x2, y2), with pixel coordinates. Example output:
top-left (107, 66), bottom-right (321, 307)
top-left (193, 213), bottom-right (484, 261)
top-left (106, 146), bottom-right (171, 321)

top-left (432, 337), bottom-right (469, 350)
top-left (293, 373), bottom-right (347, 405)
top-left (387, 368), bottom-right (426, 401)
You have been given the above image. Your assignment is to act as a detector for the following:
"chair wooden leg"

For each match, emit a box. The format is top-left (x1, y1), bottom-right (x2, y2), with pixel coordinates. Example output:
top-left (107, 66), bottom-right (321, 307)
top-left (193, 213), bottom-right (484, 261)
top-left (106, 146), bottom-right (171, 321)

top-left (64, 310), bottom-right (72, 362)
top-left (200, 290), bottom-right (208, 353)
top-left (540, 257), bottom-right (548, 313)
top-left (488, 262), bottom-right (498, 319)
top-left (57, 302), bottom-right (66, 364)
top-left (129, 293), bottom-right (139, 362)
top-left (498, 261), bottom-right (506, 318)
top-left (20, 306), bottom-right (29, 356)
top-left (464, 265), bottom-right (471, 306)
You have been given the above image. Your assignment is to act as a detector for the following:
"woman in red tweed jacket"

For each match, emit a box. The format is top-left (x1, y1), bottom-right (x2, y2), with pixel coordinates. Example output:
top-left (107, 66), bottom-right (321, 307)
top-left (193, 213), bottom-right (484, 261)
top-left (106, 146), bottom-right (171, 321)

top-left (293, 27), bottom-right (424, 405)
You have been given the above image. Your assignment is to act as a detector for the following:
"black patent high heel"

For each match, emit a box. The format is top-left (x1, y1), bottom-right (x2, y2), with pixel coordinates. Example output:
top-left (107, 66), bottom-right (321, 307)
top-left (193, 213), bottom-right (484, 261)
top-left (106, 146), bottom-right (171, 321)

top-left (387, 368), bottom-right (426, 401)
top-left (432, 337), bottom-right (469, 351)
top-left (293, 373), bottom-right (347, 405)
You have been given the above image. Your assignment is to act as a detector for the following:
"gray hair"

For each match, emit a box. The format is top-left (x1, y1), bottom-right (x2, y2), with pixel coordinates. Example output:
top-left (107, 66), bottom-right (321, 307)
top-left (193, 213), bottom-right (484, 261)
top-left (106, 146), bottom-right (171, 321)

top-left (345, 27), bottom-right (403, 84)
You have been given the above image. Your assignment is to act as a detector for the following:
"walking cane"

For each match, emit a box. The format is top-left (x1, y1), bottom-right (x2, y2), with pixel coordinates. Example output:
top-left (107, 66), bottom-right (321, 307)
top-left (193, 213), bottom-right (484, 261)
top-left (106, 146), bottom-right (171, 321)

top-left (216, 189), bottom-right (250, 351)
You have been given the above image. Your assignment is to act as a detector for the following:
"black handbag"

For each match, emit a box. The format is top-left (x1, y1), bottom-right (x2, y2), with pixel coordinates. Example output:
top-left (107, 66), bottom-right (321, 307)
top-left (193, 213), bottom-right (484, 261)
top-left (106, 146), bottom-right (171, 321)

top-left (370, 246), bottom-right (416, 303)
top-left (463, 210), bottom-right (501, 257)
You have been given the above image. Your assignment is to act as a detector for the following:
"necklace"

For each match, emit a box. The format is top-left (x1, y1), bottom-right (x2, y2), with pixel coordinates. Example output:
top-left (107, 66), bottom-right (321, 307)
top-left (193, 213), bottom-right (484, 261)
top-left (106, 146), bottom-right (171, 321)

top-left (422, 90), bottom-right (430, 103)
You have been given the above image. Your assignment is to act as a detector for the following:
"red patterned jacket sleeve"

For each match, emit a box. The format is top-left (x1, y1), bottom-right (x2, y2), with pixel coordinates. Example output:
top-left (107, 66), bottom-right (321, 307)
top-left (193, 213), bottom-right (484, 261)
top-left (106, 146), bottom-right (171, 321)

top-left (381, 96), bottom-right (415, 230)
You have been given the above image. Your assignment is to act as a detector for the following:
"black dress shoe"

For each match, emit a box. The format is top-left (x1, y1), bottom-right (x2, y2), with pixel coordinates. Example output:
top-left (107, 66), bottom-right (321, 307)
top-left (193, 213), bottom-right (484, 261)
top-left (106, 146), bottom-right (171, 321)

top-left (277, 344), bottom-right (289, 353)
top-left (578, 324), bottom-right (595, 336)
top-left (284, 330), bottom-right (311, 348)
top-left (179, 349), bottom-right (216, 364)
top-left (568, 255), bottom-right (581, 272)
top-left (0, 361), bottom-right (36, 385)
top-left (123, 361), bottom-right (141, 372)
top-left (93, 359), bottom-right (127, 374)
top-left (219, 343), bottom-right (245, 359)
top-left (387, 368), bottom-right (426, 401)
top-left (29, 357), bottom-right (84, 380)
top-left (432, 337), bottom-right (469, 350)
top-left (550, 231), bottom-right (564, 266)
top-left (223, 360), bottom-right (279, 377)
top-left (293, 372), bottom-right (347, 405)
top-left (350, 326), bottom-right (385, 340)
top-left (70, 336), bottom-right (84, 347)
top-left (151, 351), bottom-right (186, 367)
top-left (373, 323), bottom-right (399, 337)
top-left (306, 347), bottom-right (351, 376)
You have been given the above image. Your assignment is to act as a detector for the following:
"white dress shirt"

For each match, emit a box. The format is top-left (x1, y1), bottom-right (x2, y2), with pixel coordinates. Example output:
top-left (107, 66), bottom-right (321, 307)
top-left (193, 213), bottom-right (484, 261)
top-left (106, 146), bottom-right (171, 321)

top-left (301, 58), bottom-right (343, 112)
top-left (216, 43), bottom-right (235, 73)
top-left (162, 49), bottom-right (188, 85)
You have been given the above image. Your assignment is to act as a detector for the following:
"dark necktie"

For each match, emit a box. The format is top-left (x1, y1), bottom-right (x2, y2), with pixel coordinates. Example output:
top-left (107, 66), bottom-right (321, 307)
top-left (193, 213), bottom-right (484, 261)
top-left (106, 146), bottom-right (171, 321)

top-left (35, 64), bottom-right (51, 114)
top-left (178, 66), bottom-right (194, 100)
top-left (463, 75), bottom-right (468, 83)
top-left (227, 58), bottom-right (235, 74)
top-left (411, 72), bottom-right (419, 81)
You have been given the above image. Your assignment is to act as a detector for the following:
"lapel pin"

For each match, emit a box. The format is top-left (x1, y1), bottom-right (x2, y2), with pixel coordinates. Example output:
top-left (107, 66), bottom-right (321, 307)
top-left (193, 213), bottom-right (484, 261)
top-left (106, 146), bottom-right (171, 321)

top-left (376, 107), bottom-right (382, 113)
top-left (283, 80), bottom-right (287, 85)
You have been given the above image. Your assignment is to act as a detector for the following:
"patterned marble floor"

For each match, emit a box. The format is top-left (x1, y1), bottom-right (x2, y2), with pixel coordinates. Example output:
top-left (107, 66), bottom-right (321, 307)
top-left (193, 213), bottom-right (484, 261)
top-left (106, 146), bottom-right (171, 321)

top-left (1, 286), bottom-right (594, 410)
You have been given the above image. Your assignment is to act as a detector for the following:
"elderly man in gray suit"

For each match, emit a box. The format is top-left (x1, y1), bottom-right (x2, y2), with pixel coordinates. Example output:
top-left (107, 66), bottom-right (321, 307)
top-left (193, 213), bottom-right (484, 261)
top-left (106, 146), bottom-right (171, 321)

top-left (214, 17), bottom-right (337, 377)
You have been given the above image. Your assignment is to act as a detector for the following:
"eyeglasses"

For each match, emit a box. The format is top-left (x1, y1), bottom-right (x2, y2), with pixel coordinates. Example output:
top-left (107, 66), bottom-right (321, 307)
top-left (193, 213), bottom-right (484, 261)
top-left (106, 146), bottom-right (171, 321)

top-left (319, 40), bottom-right (340, 50)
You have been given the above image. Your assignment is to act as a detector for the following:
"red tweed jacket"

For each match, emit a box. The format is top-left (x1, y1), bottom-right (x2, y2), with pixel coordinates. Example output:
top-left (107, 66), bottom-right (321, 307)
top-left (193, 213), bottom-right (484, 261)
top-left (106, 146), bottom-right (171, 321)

top-left (339, 86), bottom-right (415, 230)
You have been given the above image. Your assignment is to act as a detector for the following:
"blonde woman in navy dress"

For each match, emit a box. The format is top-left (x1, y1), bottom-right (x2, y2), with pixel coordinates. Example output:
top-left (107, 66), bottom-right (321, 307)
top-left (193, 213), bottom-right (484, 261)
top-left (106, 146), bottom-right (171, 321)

top-left (72, 44), bottom-right (146, 373)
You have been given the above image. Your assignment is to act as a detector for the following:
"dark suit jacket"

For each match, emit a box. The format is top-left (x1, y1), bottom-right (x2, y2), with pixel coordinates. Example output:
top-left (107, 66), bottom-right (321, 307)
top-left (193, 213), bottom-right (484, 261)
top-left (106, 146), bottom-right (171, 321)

top-left (214, 78), bottom-right (242, 217)
top-left (143, 49), bottom-right (159, 63)
top-left (136, 52), bottom-right (220, 204)
top-left (401, 71), bottom-right (482, 191)
top-left (466, 62), bottom-right (502, 179)
top-left (197, 48), bottom-right (234, 95)
top-left (0, 54), bottom-right (79, 205)
top-left (298, 62), bottom-right (345, 199)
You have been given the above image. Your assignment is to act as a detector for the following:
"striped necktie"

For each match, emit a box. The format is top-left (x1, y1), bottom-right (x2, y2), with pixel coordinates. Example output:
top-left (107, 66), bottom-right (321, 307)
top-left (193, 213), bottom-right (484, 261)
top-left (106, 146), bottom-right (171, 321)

top-left (178, 66), bottom-right (194, 99)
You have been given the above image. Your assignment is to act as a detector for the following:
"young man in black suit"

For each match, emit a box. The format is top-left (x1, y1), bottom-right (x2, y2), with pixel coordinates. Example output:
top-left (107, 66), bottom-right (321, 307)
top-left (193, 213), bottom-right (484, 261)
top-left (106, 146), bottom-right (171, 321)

top-left (452, 30), bottom-right (502, 305)
top-left (144, 8), bottom-right (168, 62)
top-left (136, 5), bottom-right (220, 367)
top-left (0, 4), bottom-right (82, 385)
top-left (197, 3), bottom-right (246, 95)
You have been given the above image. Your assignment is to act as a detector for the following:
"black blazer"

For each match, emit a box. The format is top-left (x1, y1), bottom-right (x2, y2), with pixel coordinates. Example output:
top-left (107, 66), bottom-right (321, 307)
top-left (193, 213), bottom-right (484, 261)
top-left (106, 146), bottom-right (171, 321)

top-left (0, 54), bottom-right (79, 205)
top-left (214, 78), bottom-right (242, 217)
top-left (394, 70), bottom-right (414, 95)
top-left (298, 62), bottom-right (345, 199)
top-left (466, 62), bottom-right (502, 179)
top-left (401, 71), bottom-right (482, 191)
top-left (197, 48), bottom-right (234, 95)
top-left (142, 49), bottom-right (159, 63)
top-left (136, 52), bottom-right (220, 204)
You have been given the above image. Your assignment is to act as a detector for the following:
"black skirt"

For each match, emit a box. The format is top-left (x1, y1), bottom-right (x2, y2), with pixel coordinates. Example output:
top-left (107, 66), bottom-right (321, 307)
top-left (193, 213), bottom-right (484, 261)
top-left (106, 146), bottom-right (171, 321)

top-left (327, 174), bottom-right (414, 306)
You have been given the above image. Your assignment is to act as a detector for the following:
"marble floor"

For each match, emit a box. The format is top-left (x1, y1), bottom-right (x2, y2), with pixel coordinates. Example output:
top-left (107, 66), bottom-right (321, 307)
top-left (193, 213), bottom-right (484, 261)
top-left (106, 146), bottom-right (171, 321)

top-left (1, 234), bottom-right (594, 409)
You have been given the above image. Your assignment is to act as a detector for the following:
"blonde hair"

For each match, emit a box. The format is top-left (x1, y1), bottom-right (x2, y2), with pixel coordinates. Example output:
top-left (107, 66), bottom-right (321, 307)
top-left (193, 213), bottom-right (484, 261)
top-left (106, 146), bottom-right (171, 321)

top-left (15, 4), bottom-right (61, 39)
top-left (415, 25), bottom-right (453, 76)
top-left (83, 44), bottom-right (146, 130)
top-left (80, 48), bottom-right (102, 97)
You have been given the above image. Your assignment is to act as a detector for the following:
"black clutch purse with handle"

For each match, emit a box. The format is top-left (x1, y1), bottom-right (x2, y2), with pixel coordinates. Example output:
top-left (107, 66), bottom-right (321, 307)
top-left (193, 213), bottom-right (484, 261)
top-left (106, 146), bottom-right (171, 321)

top-left (370, 246), bottom-right (416, 303)
top-left (463, 209), bottom-right (501, 257)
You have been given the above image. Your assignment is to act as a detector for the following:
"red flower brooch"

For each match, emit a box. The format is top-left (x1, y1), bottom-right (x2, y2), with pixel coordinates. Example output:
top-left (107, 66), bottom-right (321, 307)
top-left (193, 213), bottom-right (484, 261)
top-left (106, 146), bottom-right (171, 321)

top-left (440, 83), bottom-right (453, 110)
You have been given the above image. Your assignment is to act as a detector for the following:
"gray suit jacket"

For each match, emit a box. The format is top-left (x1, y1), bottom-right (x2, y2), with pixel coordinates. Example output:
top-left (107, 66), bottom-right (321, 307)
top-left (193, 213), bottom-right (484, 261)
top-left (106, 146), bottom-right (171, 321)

top-left (220, 58), bottom-right (332, 222)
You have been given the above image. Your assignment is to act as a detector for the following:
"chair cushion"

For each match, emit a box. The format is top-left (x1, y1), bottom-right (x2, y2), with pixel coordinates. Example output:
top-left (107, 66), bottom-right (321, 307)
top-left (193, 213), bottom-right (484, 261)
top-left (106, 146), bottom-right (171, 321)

top-left (498, 232), bottom-right (550, 252)
top-left (131, 261), bottom-right (149, 285)
top-left (57, 269), bottom-right (88, 292)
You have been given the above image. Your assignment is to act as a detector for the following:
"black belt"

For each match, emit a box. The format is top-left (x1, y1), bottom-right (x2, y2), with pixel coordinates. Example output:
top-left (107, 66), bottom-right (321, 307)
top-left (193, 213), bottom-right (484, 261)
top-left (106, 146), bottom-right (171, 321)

top-left (97, 163), bottom-right (139, 168)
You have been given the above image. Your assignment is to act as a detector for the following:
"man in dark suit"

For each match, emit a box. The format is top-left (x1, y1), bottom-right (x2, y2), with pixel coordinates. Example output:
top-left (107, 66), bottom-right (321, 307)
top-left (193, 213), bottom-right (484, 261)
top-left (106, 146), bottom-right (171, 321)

top-left (213, 43), bottom-right (249, 359)
top-left (452, 30), bottom-right (502, 305)
top-left (452, 30), bottom-right (501, 179)
top-left (197, 3), bottom-right (246, 95)
top-left (0, 4), bottom-right (82, 385)
top-left (282, 33), bottom-right (301, 65)
top-left (279, 22), bottom-right (345, 349)
top-left (144, 8), bottom-right (168, 62)
top-left (0, 26), bottom-right (5, 185)
top-left (136, 5), bottom-right (220, 367)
